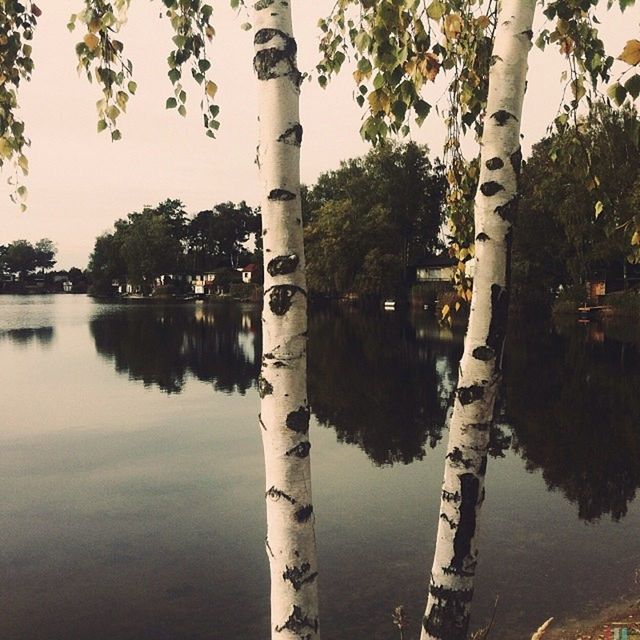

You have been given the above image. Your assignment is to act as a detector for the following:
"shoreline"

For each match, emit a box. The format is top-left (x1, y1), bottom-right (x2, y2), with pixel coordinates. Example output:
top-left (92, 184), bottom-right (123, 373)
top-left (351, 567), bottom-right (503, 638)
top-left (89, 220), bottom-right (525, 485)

top-left (543, 593), bottom-right (640, 640)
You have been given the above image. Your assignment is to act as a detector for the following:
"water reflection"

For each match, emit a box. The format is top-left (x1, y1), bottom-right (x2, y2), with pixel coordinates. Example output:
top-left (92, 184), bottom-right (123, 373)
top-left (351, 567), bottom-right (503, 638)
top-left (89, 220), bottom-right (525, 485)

top-left (89, 304), bottom-right (260, 395)
top-left (505, 321), bottom-right (640, 522)
top-left (87, 303), bottom-right (640, 523)
top-left (0, 326), bottom-right (55, 346)
top-left (3, 297), bottom-right (640, 638)
top-left (307, 310), bottom-right (461, 465)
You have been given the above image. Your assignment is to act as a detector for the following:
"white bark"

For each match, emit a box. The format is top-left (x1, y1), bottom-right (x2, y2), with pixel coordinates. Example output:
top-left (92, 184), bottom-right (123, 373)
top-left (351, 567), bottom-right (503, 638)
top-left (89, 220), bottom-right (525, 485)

top-left (253, 2), bottom-right (320, 638)
top-left (421, 2), bottom-right (536, 638)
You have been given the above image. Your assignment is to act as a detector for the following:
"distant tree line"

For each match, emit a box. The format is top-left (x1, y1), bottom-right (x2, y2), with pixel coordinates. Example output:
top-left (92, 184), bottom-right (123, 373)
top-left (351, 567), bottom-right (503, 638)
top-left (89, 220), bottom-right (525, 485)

top-left (88, 199), bottom-right (261, 295)
top-left (87, 143), bottom-right (447, 301)
top-left (303, 141), bottom-right (447, 300)
top-left (0, 238), bottom-right (57, 280)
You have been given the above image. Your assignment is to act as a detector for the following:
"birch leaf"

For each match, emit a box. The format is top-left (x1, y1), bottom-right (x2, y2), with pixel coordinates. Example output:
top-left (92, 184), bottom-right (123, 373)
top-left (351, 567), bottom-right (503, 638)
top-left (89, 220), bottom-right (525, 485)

top-left (619, 39), bottom-right (640, 66)
top-left (84, 33), bottom-right (100, 51)
top-left (444, 14), bottom-right (462, 40)
top-left (205, 80), bottom-right (218, 99)
top-left (0, 138), bottom-right (11, 159)
top-left (17, 154), bottom-right (28, 174)
top-left (426, 0), bottom-right (445, 20)
top-left (595, 200), bottom-right (604, 218)
top-left (368, 89), bottom-right (390, 114)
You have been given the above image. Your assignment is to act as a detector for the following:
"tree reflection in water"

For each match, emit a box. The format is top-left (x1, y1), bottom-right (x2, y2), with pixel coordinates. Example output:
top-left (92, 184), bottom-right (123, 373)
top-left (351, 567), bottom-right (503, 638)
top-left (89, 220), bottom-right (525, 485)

top-left (307, 309), bottom-right (461, 465)
top-left (90, 303), bottom-right (260, 395)
top-left (505, 319), bottom-right (640, 522)
top-left (0, 325), bottom-right (55, 346)
top-left (89, 303), bottom-right (640, 523)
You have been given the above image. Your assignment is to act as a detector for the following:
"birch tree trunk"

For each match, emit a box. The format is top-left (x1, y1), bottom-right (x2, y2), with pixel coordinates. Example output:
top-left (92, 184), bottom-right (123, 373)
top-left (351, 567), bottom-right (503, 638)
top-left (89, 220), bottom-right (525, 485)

top-left (253, 2), bottom-right (320, 638)
top-left (421, 2), bottom-right (536, 638)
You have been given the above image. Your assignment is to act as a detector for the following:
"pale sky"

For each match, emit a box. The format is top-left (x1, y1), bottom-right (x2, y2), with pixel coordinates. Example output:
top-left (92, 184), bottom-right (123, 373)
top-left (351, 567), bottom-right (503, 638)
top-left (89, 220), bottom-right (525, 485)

top-left (0, 1), bottom-right (637, 268)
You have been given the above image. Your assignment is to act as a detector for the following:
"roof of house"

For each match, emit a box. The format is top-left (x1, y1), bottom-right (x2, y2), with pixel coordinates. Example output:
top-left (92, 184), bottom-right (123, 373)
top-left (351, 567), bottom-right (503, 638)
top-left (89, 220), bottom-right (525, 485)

top-left (415, 254), bottom-right (456, 268)
top-left (243, 263), bottom-right (258, 272)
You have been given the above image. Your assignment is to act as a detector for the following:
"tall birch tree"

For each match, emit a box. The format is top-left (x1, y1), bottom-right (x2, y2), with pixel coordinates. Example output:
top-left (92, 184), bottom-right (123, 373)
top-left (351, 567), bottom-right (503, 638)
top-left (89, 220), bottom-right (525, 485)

top-left (318, 0), bottom-right (636, 635)
top-left (253, 2), bottom-right (320, 638)
top-left (0, 0), bottom-right (320, 636)
top-left (421, 3), bottom-right (535, 636)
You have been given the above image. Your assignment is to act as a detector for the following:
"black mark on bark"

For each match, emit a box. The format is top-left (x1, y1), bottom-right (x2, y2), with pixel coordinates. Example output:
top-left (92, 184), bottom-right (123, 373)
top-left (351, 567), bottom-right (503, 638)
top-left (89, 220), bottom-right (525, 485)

top-left (487, 283), bottom-right (509, 363)
top-left (294, 504), bottom-right (313, 523)
top-left (283, 563), bottom-right (318, 591)
top-left (268, 188), bottom-right (296, 201)
top-left (472, 346), bottom-right (495, 361)
top-left (485, 157), bottom-right (504, 171)
top-left (476, 232), bottom-right (490, 242)
top-left (442, 489), bottom-right (460, 503)
top-left (520, 29), bottom-right (533, 40)
top-left (267, 254), bottom-right (300, 276)
top-left (278, 123), bottom-right (303, 146)
top-left (286, 406), bottom-right (310, 434)
top-left (286, 441), bottom-right (311, 458)
top-left (254, 0), bottom-right (275, 9)
top-left (510, 146), bottom-right (523, 178)
top-left (447, 447), bottom-right (474, 469)
top-left (423, 583), bottom-right (474, 640)
top-left (490, 110), bottom-right (517, 126)
top-left (266, 486), bottom-right (296, 504)
top-left (253, 29), bottom-right (297, 80)
top-left (258, 375), bottom-right (273, 398)
top-left (480, 181), bottom-right (504, 197)
top-left (267, 284), bottom-right (305, 315)
top-left (457, 385), bottom-right (484, 406)
top-left (479, 455), bottom-right (488, 477)
top-left (275, 605), bottom-right (319, 635)
top-left (450, 473), bottom-right (479, 575)
top-left (440, 513), bottom-right (457, 529)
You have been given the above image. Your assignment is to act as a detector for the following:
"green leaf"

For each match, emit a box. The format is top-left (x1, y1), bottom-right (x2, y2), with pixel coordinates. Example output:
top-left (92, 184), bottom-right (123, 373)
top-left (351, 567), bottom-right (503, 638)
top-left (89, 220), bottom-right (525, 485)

top-left (128, 81), bottom-right (137, 95)
top-left (97, 119), bottom-right (108, 133)
top-left (426, 0), bottom-right (445, 20)
top-left (607, 82), bottom-right (627, 105)
top-left (414, 99), bottom-right (431, 123)
top-left (625, 74), bottom-right (640, 99)
top-left (166, 97), bottom-right (178, 109)
top-left (354, 31), bottom-right (370, 53)
top-left (240, 22), bottom-right (252, 31)
top-left (106, 105), bottom-right (120, 121)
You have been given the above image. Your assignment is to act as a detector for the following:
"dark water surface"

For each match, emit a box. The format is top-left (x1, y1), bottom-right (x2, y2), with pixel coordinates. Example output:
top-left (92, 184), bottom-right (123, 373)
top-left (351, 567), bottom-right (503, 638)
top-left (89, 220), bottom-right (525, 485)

top-left (1, 295), bottom-right (639, 639)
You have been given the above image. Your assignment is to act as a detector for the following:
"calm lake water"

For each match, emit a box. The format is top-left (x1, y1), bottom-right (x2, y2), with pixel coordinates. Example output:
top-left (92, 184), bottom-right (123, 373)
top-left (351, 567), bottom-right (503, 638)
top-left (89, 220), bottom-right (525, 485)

top-left (1, 295), bottom-right (639, 640)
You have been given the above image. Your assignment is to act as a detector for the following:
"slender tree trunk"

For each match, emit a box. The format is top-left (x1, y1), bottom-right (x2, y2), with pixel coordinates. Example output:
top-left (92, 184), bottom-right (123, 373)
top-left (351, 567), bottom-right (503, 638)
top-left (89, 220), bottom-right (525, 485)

top-left (253, 2), bottom-right (320, 639)
top-left (421, 2), bottom-right (535, 638)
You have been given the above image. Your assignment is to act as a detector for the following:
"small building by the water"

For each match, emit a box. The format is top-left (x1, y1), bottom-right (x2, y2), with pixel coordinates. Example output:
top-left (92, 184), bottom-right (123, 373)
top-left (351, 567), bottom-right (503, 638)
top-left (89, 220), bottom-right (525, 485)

top-left (414, 254), bottom-right (456, 282)
top-left (585, 261), bottom-right (640, 301)
top-left (241, 264), bottom-right (258, 284)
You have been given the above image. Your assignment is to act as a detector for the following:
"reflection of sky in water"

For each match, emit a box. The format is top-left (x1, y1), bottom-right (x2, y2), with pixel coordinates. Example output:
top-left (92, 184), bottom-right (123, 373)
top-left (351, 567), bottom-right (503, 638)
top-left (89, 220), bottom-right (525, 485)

top-left (1, 295), bottom-right (639, 640)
